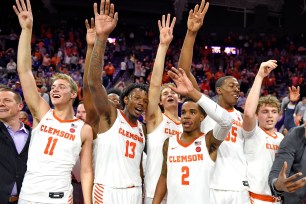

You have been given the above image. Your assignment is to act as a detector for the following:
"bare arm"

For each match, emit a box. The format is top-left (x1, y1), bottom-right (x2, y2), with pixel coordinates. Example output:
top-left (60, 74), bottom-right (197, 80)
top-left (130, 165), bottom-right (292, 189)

top-left (146, 14), bottom-right (176, 132)
top-left (243, 60), bottom-right (278, 132)
top-left (177, 0), bottom-right (209, 90)
top-left (152, 138), bottom-right (169, 204)
top-left (80, 124), bottom-right (94, 204)
top-left (83, 18), bottom-right (99, 131)
top-left (14, 0), bottom-right (49, 126)
top-left (88, 0), bottom-right (118, 131)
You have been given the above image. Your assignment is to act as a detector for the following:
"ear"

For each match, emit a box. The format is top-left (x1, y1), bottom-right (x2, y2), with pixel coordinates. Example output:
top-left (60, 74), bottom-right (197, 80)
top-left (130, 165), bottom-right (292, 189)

top-left (216, 87), bottom-right (222, 95)
top-left (71, 91), bottom-right (77, 99)
top-left (124, 96), bottom-right (129, 105)
top-left (18, 103), bottom-right (24, 111)
top-left (200, 114), bottom-right (205, 122)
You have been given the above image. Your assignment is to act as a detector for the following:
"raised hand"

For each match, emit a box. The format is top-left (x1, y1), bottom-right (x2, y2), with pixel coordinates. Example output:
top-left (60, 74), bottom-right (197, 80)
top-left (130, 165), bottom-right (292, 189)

top-left (13, 0), bottom-right (33, 30)
top-left (158, 14), bottom-right (176, 46)
top-left (257, 60), bottom-right (278, 78)
top-left (187, 0), bottom-right (209, 32)
top-left (93, 0), bottom-right (118, 40)
top-left (274, 161), bottom-right (306, 192)
top-left (288, 86), bottom-right (300, 102)
top-left (85, 18), bottom-right (96, 46)
top-left (167, 67), bottom-right (194, 96)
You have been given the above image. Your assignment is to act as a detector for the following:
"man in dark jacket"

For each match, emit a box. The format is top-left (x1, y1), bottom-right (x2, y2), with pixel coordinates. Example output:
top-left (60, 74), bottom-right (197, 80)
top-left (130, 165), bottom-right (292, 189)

top-left (0, 87), bottom-right (31, 204)
top-left (269, 124), bottom-right (306, 203)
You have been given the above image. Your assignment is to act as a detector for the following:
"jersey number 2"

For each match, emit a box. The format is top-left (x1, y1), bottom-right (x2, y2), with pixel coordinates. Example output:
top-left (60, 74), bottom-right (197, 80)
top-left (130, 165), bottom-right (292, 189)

top-left (182, 166), bottom-right (189, 185)
top-left (44, 137), bottom-right (58, 156)
top-left (125, 140), bottom-right (136, 158)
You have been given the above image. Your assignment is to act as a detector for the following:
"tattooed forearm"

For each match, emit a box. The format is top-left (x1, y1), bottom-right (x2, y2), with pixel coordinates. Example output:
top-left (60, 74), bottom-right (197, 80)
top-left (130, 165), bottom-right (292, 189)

top-left (88, 38), bottom-right (107, 86)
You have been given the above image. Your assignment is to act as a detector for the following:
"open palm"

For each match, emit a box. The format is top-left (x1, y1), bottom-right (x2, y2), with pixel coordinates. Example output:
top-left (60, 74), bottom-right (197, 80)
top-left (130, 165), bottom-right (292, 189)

top-left (85, 18), bottom-right (96, 46)
top-left (187, 0), bottom-right (209, 32)
top-left (93, 0), bottom-right (118, 39)
top-left (13, 0), bottom-right (33, 30)
top-left (158, 14), bottom-right (176, 46)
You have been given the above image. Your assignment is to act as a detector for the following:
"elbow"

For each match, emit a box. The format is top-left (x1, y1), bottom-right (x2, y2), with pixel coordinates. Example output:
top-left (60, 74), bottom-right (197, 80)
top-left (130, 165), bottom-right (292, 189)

top-left (220, 113), bottom-right (233, 129)
top-left (243, 109), bottom-right (254, 119)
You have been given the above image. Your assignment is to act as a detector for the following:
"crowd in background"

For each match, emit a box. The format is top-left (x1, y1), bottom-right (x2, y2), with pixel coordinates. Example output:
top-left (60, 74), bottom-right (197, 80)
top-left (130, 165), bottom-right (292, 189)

top-left (0, 21), bottom-right (306, 127)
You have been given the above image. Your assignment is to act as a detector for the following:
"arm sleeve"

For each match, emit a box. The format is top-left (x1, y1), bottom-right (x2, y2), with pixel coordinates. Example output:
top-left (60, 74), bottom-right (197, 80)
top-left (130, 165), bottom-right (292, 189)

top-left (197, 94), bottom-right (232, 141)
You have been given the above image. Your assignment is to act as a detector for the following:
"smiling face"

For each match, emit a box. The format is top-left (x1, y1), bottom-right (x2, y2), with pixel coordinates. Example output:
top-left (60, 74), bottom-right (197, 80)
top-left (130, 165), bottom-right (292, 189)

top-left (124, 88), bottom-right (148, 119)
top-left (181, 101), bottom-right (204, 133)
top-left (216, 77), bottom-right (240, 109)
top-left (0, 90), bottom-right (23, 122)
top-left (50, 79), bottom-right (77, 106)
top-left (160, 86), bottom-right (179, 111)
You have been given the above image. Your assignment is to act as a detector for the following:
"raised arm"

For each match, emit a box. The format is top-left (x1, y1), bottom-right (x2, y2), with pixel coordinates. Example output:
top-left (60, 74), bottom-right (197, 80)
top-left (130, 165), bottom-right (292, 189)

top-left (146, 14), bottom-right (176, 132)
top-left (79, 124), bottom-right (93, 204)
top-left (177, 0), bottom-right (209, 90)
top-left (168, 67), bottom-right (232, 161)
top-left (243, 60), bottom-right (278, 132)
top-left (88, 0), bottom-right (118, 130)
top-left (83, 18), bottom-right (99, 130)
top-left (14, 0), bottom-right (49, 125)
top-left (152, 138), bottom-right (169, 204)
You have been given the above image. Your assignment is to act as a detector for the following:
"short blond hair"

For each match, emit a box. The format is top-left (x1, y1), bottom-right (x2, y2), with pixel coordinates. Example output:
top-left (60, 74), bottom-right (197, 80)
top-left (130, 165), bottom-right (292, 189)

top-left (256, 95), bottom-right (280, 114)
top-left (50, 73), bottom-right (77, 93)
top-left (161, 83), bottom-right (176, 92)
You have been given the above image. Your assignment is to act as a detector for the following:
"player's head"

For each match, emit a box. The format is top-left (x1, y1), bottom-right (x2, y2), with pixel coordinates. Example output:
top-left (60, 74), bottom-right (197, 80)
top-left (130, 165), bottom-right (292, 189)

top-left (76, 101), bottom-right (86, 121)
top-left (256, 95), bottom-right (280, 131)
top-left (50, 73), bottom-right (77, 105)
top-left (107, 88), bottom-right (122, 109)
top-left (159, 83), bottom-right (179, 112)
top-left (215, 76), bottom-right (240, 109)
top-left (120, 83), bottom-right (148, 119)
top-left (0, 88), bottom-right (23, 122)
top-left (181, 98), bottom-right (206, 133)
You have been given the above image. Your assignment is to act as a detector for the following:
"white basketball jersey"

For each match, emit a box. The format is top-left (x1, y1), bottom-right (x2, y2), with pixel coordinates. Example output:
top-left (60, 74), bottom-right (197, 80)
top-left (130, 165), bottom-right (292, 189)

top-left (20, 109), bottom-right (83, 203)
top-left (93, 110), bottom-right (145, 188)
top-left (167, 133), bottom-right (214, 204)
top-left (145, 114), bottom-right (182, 198)
top-left (201, 108), bottom-right (248, 191)
top-left (244, 127), bottom-right (284, 195)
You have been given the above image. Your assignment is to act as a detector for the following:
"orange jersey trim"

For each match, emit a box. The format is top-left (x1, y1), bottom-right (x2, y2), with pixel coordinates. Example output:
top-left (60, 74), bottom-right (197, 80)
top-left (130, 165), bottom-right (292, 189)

top-left (52, 110), bottom-right (79, 123)
top-left (119, 110), bottom-right (138, 127)
top-left (249, 192), bottom-right (281, 202)
top-left (260, 127), bottom-right (278, 139)
top-left (163, 113), bottom-right (181, 125)
top-left (176, 133), bottom-right (204, 148)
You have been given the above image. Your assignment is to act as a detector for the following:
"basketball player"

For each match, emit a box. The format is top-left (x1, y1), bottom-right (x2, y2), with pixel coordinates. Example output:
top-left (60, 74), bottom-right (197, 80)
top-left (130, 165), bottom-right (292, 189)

top-left (178, 1), bottom-right (248, 201)
top-left (86, 0), bottom-right (148, 203)
top-left (153, 68), bottom-right (233, 204)
top-left (144, 14), bottom-right (182, 204)
top-left (242, 60), bottom-right (299, 203)
top-left (13, 0), bottom-right (93, 203)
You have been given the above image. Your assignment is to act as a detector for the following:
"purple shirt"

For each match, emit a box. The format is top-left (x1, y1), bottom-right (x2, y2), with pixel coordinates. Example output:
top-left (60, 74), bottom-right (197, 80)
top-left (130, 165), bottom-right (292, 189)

top-left (5, 122), bottom-right (29, 196)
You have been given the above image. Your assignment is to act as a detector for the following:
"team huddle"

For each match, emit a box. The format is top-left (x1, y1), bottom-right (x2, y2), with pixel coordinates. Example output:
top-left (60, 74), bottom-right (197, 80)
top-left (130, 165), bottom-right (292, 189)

top-left (2, 0), bottom-right (306, 203)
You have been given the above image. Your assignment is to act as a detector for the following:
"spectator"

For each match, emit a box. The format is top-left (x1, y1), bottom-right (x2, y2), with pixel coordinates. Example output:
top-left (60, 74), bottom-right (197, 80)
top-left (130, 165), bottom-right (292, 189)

top-left (269, 124), bottom-right (306, 203)
top-left (19, 111), bottom-right (32, 127)
top-left (7, 58), bottom-right (17, 79)
top-left (0, 88), bottom-right (31, 204)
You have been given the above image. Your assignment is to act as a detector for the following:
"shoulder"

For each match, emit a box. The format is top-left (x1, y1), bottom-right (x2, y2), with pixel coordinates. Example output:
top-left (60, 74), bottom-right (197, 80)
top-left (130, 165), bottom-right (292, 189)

top-left (281, 126), bottom-right (305, 147)
top-left (80, 123), bottom-right (93, 141)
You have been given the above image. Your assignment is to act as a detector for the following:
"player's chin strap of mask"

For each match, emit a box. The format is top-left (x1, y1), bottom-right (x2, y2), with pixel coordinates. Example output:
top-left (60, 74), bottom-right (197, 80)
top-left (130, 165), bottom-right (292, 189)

top-left (196, 94), bottom-right (232, 141)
